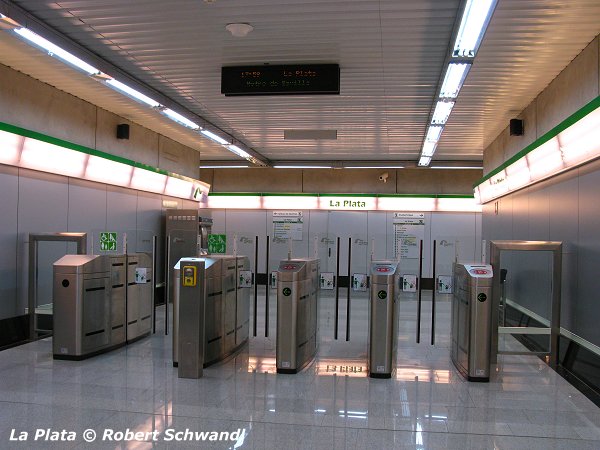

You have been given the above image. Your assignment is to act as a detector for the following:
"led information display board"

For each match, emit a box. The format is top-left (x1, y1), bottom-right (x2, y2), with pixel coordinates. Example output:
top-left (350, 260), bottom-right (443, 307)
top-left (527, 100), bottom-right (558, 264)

top-left (221, 64), bottom-right (340, 96)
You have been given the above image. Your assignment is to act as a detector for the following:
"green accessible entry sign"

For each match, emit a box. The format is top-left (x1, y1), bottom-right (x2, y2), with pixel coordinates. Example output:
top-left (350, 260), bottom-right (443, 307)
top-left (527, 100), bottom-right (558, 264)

top-left (100, 232), bottom-right (117, 251)
top-left (207, 234), bottom-right (227, 254)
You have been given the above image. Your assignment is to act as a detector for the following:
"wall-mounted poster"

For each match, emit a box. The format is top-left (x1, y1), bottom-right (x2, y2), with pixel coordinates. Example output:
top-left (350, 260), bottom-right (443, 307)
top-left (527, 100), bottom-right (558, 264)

top-left (393, 212), bottom-right (425, 259)
top-left (273, 211), bottom-right (303, 241)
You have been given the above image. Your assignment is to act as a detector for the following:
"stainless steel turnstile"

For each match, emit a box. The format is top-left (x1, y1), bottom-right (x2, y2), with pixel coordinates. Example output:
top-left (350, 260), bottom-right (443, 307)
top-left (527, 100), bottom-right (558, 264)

top-left (178, 258), bottom-right (205, 379)
top-left (368, 260), bottom-right (400, 378)
top-left (451, 263), bottom-right (493, 381)
top-left (53, 255), bottom-right (111, 359)
top-left (276, 258), bottom-right (320, 374)
top-left (173, 255), bottom-right (251, 368)
top-left (53, 253), bottom-right (154, 360)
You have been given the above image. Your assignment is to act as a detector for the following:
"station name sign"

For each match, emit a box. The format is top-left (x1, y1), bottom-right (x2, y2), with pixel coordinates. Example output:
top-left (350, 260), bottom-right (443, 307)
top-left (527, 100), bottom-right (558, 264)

top-left (221, 64), bottom-right (340, 96)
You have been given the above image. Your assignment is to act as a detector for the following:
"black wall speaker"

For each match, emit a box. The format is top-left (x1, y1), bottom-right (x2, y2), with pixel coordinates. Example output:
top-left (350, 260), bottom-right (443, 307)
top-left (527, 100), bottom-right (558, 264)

top-left (116, 123), bottom-right (130, 140)
top-left (509, 119), bottom-right (523, 136)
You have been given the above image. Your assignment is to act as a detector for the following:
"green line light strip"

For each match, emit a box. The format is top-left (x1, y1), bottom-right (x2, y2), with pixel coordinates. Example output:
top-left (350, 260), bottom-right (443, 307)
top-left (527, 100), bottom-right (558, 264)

top-left (474, 95), bottom-right (600, 189)
top-left (208, 192), bottom-right (474, 199)
top-left (0, 121), bottom-right (209, 199)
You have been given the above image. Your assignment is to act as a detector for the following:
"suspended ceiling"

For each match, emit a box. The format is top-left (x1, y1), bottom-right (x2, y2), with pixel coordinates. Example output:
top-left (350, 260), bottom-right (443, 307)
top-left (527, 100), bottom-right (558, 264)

top-left (1, 0), bottom-right (600, 166)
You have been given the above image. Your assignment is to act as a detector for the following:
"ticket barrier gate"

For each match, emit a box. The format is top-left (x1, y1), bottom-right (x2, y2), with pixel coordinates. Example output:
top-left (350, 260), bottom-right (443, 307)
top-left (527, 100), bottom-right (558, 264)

top-left (368, 260), bottom-right (400, 378)
top-left (174, 255), bottom-right (251, 369)
top-left (276, 258), bottom-right (320, 374)
top-left (451, 263), bottom-right (493, 381)
top-left (178, 258), bottom-right (205, 379)
top-left (53, 253), bottom-right (153, 359)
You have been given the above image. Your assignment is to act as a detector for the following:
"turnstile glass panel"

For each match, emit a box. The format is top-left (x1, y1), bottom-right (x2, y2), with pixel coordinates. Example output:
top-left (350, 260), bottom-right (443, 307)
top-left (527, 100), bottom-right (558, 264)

top-left (497, 249), bottom-right (554, 356)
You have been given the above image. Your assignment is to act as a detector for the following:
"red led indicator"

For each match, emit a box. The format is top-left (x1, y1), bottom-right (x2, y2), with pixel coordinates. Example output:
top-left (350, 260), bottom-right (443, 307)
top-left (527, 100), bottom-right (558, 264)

top-left (472, 269), bottom-right (489, 275)
top-left (376, 267), bottom-right (390, 272)
top-left (283, 265), bottom-right (297, 270)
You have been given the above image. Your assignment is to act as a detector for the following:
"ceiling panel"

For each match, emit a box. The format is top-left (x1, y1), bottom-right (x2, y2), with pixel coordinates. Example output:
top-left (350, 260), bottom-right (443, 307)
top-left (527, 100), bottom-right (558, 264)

top-left (1, 0), bottom-right (600, 166)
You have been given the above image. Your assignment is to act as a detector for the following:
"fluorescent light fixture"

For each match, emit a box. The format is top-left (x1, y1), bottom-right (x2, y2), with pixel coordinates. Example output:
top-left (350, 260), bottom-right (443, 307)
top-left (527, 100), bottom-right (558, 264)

top-left (559, 107), bottom-right (600, 166)
top-left (425, 125), bottom-right (443, 143)
top-left (431, 166), bottom-right (483, 169)
top-left (201, 129), bottom-right (230, 145)
top-left (263, 196), bottom-right (319, 210)
top-left (227, 145), bottom-right (251, 159)
top-left (164, 176), bottom-right (194, 198)
top-left (0, 127), bottom-right (209, 201)
top-left (200, 165), bottom-right (249, 169)
top-left (345, 166), bottom-right (405, 169)
top-left (105, 79), bottom-right (160, 108)
top-left (161, 108), bottom-right (200, 130)
top-left (431, 101), bottom-right (455, 125)
top-left (14, 28), bottom-right (100, 75)
top-left (453, 0), bottom-right (497, 58)
top-left (207, 195), bottom-right (262, 209)
top-left (85, 155), bottom-right (132, 186)
top-left (378, 196), bottom-right (437, 212)
top-left (505, 158), bottom-right (530, 191)
top-left (418, 156), bottom-right (432, 167)
top-left (273, 165), bottom-right (332, 169)
top-left (439, 63), bottom-right (471, 98)
top-left (130, 167), bottom-right (168, 194)
top-left (526, 137), bottom-right (563, 181)
top-left (421, 141), bottom-right (437, 157)
top-left (20, 139), bottom-right (86, 178)
top-left (0, 130), bottom-right (23, 164)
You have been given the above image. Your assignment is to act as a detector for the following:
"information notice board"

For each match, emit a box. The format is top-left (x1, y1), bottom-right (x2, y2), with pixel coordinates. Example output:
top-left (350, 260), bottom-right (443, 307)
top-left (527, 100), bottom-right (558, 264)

top-left (393, 212), bottom-right (425, 259)
top-left (273, 211), bottom-right (303, 241)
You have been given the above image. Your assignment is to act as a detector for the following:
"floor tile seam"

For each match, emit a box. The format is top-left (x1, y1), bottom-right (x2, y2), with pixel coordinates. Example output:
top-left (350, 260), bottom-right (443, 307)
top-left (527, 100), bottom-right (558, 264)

top-left (505, 422), bottom-right (591, 440)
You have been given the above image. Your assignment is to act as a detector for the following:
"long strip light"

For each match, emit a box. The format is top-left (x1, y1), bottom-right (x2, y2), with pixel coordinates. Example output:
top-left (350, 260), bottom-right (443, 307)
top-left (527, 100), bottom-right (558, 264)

top-left (418, 156), bottom-right (432, 167)
top-left (453, 0), bottom-right (497, 58)
top-left (431, 101), bottom-right (455, 125)
top-left (425, 125), bottom-right (443, 142)
top-left (14, 27), bottom-right (100, 75)
top-left (2, 13), bottom-right (261, 165)
top-left (0, 125), bottom-right (210, 202)
top-left (227, 145), bottom-right (250, 159)
top-left (105, 79), bottom-right (161, 108)
top-left (419, 0), bottom-right (496, 167)
top-left (208, 193), bottom-right (481, 213)
top-left (474, 100), bottom-right (600, 204)
top-left (273, 165), bottom-right (332, 169)
top-left (161, 108), bottom-right (200, 130)
top-left (439, 63), bottom-right (471, 99)
top-left (201, 129), bottom-right (230, 145)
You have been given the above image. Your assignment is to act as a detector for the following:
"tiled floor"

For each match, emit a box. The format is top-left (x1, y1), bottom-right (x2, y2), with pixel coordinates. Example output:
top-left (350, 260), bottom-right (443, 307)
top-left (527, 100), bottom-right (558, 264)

top-left (0, 290), bottom-right (599, 449)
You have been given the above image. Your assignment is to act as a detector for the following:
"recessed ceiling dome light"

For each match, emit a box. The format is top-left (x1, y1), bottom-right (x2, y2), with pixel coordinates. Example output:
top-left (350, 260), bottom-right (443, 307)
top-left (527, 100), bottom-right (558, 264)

top-left (226, 23), bottom-right (253, 37)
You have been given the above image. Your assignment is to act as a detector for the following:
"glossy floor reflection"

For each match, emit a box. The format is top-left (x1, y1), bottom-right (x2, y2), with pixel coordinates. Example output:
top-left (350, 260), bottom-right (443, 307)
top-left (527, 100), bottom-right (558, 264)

top-left (0, 290), bottom-right (599, 449)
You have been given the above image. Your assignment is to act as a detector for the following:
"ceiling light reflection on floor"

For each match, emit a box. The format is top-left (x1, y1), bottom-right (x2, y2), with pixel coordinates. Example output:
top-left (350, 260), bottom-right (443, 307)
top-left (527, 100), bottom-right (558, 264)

top-left (247, 357), bottom-right (277, 374)
top-left (395, 367), bottom-right (450, 383)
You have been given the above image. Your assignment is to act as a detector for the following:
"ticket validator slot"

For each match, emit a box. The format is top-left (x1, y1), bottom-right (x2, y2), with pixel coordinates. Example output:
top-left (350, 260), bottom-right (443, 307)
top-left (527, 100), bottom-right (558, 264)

top-left (182, 266), bottom-right (197, 287)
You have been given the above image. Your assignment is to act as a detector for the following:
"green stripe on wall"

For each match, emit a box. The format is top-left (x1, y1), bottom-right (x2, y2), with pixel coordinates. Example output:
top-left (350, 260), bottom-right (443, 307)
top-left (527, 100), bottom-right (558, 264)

top-left (209, 192), bottom-right (474, 198)
top-left (474, 95), bottom-right (600, 188)
top-left (0, 121), bottom-right (200, 183)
